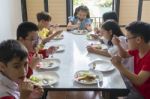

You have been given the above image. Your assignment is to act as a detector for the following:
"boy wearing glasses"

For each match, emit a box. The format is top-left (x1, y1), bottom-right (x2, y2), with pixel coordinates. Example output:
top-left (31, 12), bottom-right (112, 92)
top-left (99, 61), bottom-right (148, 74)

top-left (17, 22), bottom-right (55, 78)
top-left (111, 21), bottom-right (150, 99)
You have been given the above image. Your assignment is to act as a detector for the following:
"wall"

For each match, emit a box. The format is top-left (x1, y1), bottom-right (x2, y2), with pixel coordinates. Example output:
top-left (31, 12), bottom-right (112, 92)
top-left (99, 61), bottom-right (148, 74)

top-left (119, 0), bottom-right (138, 25)
top-left (141, 1), bottom-right (150, 22)
top-left (48, 0), bottom-right (67, 25)
top-left (26, 0), bottom-right (44, 24)
top-left (0, 0), bottom-right (22, 41)
top-left (26, 0), bottom-right (67, 25)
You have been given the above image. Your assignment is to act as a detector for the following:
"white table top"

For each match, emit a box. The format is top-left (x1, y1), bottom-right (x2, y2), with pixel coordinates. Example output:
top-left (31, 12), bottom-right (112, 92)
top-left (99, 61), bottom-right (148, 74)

top-left (36, 31), bottom-right (128, 91)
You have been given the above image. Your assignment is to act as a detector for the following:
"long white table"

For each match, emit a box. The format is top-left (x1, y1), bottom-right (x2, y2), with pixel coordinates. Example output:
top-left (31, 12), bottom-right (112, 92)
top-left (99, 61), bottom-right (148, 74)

top-left (38, 31), bottom-right (129, 99)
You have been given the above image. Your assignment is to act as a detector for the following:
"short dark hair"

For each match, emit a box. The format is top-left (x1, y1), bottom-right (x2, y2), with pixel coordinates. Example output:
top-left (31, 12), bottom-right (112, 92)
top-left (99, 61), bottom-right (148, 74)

top-left (74, 5), bottom-right (90, 18)
top-left (0, 40), bottom-right (28, 64)
top-left (126, 21), bottom-right (150, 43)
top-left (102, 11), bottom-right (118, 23)
top-left (37, 11), bottom-right (51, 22)
top-left (17, 22), bottom-right (39, 40)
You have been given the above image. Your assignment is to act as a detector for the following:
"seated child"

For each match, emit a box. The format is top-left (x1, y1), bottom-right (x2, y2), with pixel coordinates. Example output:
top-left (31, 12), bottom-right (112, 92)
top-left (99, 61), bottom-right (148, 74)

top-left (111, 21), bottom-right (150, 99)
top-left (37, 11), bottom-right (63, 45)
top-left (0, 40), bottom-right (43, 99)
top-left (67, 5), bottom-right (92, 31)
top-left (87, 20), bottom-right (127, 57)
top-left (17, 22), bottom-right (56, 78)
top-left (92, 11), bottom-right (119, 39)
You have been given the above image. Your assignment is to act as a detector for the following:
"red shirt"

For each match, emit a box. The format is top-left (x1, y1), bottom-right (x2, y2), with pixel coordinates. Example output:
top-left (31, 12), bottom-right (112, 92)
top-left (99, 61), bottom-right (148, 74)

top-left (26, 49), bottom-right (48, 78)
top-left (129, 50), bottom-right (150, 99)
top-left (0, 96), bottom-right (15, 99)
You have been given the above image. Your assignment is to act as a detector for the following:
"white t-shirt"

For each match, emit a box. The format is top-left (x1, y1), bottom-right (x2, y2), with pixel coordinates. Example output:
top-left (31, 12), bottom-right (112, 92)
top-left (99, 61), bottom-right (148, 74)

top-left (0, 73), bottom-right (20, 99)
top-left (102, 36), bottom-right (134, 71)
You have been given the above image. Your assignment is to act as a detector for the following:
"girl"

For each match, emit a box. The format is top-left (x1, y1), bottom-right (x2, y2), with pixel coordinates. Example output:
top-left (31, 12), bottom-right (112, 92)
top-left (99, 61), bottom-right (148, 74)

top-left (67, 5), bottom-right (92, 31)
top-left (87, 20), bottom-right (127, 57)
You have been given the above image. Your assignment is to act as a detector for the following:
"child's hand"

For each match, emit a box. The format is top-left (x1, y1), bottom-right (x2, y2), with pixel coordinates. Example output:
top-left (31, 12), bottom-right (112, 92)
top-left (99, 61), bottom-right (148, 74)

top-left (30, 53), bottom-right (43, 69)
top-left (47, 46), bottom-right (56, 54)
top-left (29, 85), bottom-right (44, 99)
top-left (74, 24), bottom-right (79, 29)
top-left (112, 35), bottom-right (120, 46)
top-left (19, 81), bottom-right (34, 99)
top-left (87, 46), bottom-right (96, 53)
top-left (85, 24), bottom-right (92, 31)
top-left (111, 55), bottom-right (123, 69)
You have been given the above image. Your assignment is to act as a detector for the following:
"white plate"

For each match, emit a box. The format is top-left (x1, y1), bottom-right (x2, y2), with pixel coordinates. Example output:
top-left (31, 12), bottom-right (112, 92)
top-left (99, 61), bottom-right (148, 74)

top-left (39, 58), bottom-right (60, 69)
top-left (86, 34), bottom-right (97, 40)
top-left (30, 71), bottom-right (59, 86)
top-left (90, 44), bottom-right (102, 49)
top-left (71, 30), bottom-right (88, 35)
top-left (89, 59), bottom-right (115, 72)
top-left (54, 45), bottom-right (65, 52)
top-left (74, 70), bottom-right (103, 85)
top-left (53, 34), bottom-right (64, 40)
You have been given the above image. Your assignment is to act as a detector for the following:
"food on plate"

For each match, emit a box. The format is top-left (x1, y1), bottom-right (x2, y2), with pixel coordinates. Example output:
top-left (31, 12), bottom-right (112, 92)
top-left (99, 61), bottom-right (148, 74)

top-left (75, 71), bottom-right (96, 82)
top-left (91, 44), bottom-right (102, 49)
top-left (30, 76), bottom-right (40, 83)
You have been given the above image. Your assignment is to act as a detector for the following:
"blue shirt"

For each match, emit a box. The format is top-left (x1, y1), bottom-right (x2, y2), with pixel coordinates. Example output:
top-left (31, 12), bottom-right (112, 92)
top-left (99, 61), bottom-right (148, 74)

top-left (68, 16), bottom-right (92, 30)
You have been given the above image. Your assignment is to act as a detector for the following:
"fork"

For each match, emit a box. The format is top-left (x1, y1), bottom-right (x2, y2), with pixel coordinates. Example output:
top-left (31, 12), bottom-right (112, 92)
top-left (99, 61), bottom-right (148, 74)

top-left (42, 79), bottom-right (54, 88)
top-left (96, 75), bottom-right (101, 88)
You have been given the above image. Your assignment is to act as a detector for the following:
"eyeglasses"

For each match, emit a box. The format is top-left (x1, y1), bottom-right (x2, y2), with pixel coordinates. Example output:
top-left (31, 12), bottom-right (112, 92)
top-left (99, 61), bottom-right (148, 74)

top-left (25, 37), bottom-right (39, 43)
top-left (126, 36), bottom-right (137, 42)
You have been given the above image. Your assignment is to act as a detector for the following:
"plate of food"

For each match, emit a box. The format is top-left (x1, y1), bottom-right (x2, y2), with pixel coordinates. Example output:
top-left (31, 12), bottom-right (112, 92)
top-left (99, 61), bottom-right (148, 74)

top-left (89, 59), bottom-right (115, 72)
top-left (74, 70), bottom-right (103, 85)
top-left (53, 34), bottom-right (64, 40)
top-left (86, 34), bottom-right (98, 40)
top-left (90, 44), bottom-right (102, 49)
top-left (30, 71), bottom-right (59, 86)
top-left (71, 30), bottom-right (88, 35)
top-left (39, 58), bottom-right (60, 69)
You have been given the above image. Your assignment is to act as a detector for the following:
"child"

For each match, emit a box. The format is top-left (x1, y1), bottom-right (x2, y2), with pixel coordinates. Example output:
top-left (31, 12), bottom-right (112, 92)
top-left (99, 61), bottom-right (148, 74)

top-left (17, 22), bottom-right (55, 78)
top-left (92, 11), bottom-right (118, 39)
top-left (0, 40), bottom-right (43, 99)
top-left (111, 21), bottom-right (150, 99)
top-left (67, 5), bottom-right (92, 31)
top-left (102, 11), bottom-right (118, 23)
top-left (87, 20), bottom-right (127, 57)
top-left (37, 11), bottom-right (63, 45)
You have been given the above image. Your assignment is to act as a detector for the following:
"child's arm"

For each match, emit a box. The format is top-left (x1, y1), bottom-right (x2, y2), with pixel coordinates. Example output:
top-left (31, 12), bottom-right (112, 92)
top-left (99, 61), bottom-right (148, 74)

top-left (19, 81), bottom-right (43, 99)
top-left (111, 55), bottom-right (150, 86)
top-left (29, 53), bottom-right (42, 69)
top-left (67, 21), bottom-right (79, 30)
top-left (85, 24), bottom-right (92, 32)
top-left (87, 46), bottom-right (111, 57)
top-left (42, 29), bottom-right (63, 44)
top-left (112, 36), bottom-right (130, 58)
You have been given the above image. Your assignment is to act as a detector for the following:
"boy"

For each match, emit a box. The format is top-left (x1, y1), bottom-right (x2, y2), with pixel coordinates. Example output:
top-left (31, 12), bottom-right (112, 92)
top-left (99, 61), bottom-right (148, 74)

top-left (111, 21), bottom-right (150, 99)
top-left (0, 40), bottom-right (43, 99)
top-left (17, 22), bottom-right (55, 78)
top-left (37, 11), bottom-right (63, 45)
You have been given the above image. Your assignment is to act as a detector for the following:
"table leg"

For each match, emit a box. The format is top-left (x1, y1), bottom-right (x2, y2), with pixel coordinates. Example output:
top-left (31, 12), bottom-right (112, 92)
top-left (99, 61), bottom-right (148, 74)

top-left (42, 90), bottom-right (48, 99)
